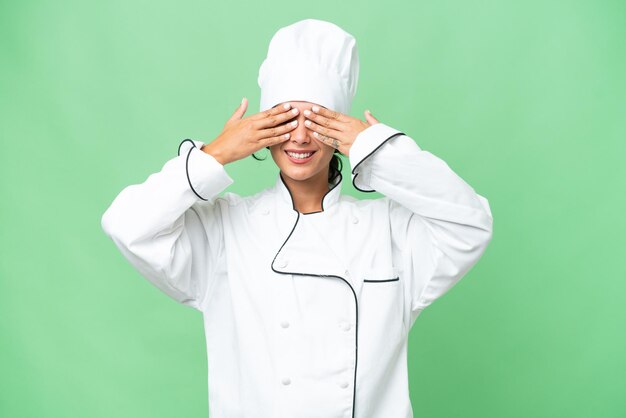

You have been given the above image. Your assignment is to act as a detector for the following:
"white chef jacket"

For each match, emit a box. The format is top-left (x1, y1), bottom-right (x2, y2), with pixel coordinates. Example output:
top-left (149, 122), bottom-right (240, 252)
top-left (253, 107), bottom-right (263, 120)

top-left (101, 122), bottom-right (493, 418)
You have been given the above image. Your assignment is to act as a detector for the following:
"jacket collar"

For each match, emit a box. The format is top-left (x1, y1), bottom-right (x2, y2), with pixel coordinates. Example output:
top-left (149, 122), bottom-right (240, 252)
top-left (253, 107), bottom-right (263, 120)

top-left (273, 170), bottom-right (343, 214)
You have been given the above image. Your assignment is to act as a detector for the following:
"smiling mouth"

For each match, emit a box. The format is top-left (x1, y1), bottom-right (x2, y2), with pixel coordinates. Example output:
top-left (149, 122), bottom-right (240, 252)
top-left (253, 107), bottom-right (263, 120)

top-left (285, 151), bottom-right (316, 160)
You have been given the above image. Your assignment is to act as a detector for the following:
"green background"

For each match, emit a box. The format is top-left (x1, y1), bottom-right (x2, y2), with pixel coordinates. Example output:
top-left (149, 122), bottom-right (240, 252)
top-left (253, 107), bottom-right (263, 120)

top-left (1, 0), bottom-right (625, 417)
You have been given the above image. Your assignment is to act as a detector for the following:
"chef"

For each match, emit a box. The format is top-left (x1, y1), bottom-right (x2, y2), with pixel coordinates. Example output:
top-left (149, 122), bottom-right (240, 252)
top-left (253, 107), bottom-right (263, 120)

top-left (101, 18), bottom-right (493, 418)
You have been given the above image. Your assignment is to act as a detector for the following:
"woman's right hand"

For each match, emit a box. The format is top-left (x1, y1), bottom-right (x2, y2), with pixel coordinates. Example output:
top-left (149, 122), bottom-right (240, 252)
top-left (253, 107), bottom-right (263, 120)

top-left (201, 98), bottom-right (299, 165)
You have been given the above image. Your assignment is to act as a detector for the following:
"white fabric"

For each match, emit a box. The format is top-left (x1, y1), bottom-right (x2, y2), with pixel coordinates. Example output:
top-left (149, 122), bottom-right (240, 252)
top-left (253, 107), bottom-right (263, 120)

top-left (258, 19), bottom-right (359, 114)
top-left (101, 124), bottom-right (493, 418)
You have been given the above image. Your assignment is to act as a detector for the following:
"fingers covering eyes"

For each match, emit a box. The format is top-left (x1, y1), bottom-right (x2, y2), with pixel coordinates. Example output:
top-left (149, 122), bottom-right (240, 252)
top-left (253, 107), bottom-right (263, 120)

top-left (255, 107), bottom-right (299, 129)
top-left (258, 120), bottom-right (297, 140)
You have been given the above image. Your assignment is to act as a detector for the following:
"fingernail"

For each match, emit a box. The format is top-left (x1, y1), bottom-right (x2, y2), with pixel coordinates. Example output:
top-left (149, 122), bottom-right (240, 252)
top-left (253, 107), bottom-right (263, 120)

top-left (312, 106), bottom-right (320, 113)
top-left (291, 120), bottom-right (298, 126)
top-left (241, 97), bottom-right (246, 104)
top-left (284, 133), bottom-right (290, 139)
top-left (283, 103), bottom-right (291, 110)
top-left (305, 120), bottom-right (312, 126)
top-left (291, 108), bottom-right (298, 114)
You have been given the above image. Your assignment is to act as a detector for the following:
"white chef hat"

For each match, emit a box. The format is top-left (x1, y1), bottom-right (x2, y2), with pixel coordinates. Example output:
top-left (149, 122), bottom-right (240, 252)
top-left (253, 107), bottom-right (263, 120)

top-left (258, 19), bottom-right (359, 115)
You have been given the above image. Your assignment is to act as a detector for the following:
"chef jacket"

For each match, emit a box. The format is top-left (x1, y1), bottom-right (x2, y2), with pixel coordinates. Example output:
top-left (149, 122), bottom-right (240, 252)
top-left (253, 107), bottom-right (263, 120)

top-left (101, 122), bottom-right (494, 418)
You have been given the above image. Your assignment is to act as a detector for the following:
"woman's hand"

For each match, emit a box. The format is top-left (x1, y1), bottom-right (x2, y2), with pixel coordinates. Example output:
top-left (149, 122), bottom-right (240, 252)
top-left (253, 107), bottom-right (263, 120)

top-left (302, 106), bottom-right (380, 157)
top-left (202, 98), bottom-right (299, 165)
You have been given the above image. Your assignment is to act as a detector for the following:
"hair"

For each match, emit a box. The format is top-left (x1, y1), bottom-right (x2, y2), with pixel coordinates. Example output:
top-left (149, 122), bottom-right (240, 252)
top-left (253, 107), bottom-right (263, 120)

top-left (253, 148), bottom-right (342, 183)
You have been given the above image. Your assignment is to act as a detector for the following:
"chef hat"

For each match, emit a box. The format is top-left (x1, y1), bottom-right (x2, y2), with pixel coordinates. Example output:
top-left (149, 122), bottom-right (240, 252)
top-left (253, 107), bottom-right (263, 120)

top-left (258, 19), bottom-right (359, 115)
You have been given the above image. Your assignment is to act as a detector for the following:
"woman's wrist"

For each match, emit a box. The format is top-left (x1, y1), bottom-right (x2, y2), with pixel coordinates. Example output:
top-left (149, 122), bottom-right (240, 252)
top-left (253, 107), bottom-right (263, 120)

top-left (201, 142), bottom-right (230, 166)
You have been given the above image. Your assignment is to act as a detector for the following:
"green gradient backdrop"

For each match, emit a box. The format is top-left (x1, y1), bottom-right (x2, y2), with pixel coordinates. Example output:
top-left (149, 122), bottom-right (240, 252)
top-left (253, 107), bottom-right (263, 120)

top-left (1, 1), bottom-right (625, 417)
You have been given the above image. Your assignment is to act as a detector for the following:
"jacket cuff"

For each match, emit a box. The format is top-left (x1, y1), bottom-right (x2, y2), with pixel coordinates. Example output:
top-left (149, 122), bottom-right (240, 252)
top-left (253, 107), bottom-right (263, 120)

top-left (178, 138), bottom-right (204, 157)
top-left (178, 138), bottom-right (233, 202)
top-left (348, 123), bottom-right (405, 192)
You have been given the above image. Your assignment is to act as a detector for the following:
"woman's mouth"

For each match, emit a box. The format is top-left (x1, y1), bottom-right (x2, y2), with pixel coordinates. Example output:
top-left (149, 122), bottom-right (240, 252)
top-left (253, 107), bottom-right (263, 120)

top-left (285, 150), bottom-right (316, 164)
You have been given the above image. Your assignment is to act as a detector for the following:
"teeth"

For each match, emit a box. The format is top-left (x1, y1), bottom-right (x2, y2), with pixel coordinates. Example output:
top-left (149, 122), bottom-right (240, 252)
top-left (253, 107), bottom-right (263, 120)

top-left (287, 151), bottom-right (313, 159)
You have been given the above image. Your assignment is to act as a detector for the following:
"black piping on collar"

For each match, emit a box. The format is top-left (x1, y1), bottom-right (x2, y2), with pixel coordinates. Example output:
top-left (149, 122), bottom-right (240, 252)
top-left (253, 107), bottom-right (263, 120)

top-left (351, 132), bottom-right (405, 193)
top-left (270, 205), bottom-right (359, 418)
top-left (278, 169), bottom-right (343, 215)
top-left (178, 138), bottom-right (208, 201)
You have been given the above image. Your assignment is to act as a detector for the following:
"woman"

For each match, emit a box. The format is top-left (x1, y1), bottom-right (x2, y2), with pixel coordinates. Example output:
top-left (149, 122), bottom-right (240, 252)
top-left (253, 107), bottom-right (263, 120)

top-left (102, 19), bottom-right (493, 418)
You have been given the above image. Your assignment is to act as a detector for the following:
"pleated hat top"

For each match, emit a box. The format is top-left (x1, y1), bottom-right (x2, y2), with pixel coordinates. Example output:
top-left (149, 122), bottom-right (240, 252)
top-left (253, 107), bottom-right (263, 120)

top-left (258, 19), bottom-right (359, 115)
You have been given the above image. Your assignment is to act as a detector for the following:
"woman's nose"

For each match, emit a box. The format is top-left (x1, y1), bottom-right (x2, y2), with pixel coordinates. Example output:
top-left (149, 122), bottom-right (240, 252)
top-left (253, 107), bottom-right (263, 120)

top-left (291, 115), bottom-right (310, 144)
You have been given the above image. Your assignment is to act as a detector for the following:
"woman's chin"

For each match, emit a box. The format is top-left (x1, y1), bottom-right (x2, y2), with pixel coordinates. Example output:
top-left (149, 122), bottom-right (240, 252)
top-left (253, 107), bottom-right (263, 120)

top-left (281, 161), bottom-right (330, 182)
top-left (281, 167), bottom-right (315, 182)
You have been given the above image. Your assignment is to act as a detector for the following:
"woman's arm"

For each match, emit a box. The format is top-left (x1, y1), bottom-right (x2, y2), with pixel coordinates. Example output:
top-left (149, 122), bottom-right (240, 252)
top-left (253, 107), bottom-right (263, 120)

top-left (348, 123), bottom-right (494, 321)
top-left (101, 140), bottom-right (233, 310)
top-left (101, 99), bottom-right (301, 310)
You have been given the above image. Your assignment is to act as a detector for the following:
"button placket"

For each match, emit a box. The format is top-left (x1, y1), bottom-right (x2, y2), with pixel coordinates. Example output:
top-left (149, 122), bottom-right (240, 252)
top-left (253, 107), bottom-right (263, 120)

top-left (274, 274), bottom-right (295, 392)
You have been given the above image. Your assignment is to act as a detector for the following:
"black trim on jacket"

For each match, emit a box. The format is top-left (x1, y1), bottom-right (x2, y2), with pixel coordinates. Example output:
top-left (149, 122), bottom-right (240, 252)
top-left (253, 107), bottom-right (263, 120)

top-left (178, 138), bottom-right (209, 201)
top-left (351, 132), bottom-right (405, 193)
top-left (177, 138), bottom-right (195, 157)
top-left (363, 277), bottom-right (399, 283)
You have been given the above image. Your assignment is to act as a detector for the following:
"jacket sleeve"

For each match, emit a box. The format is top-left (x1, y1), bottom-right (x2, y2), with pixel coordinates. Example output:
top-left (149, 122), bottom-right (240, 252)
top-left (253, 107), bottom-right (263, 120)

top-left (101, 139), bottom-right (234, 311)
top-left (349, 123), bottom-right (493, 321)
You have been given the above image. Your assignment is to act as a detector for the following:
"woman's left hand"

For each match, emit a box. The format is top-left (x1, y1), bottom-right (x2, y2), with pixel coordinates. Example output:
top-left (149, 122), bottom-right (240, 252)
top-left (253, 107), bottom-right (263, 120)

top-left (303, 106), bottom-right (380, 157)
